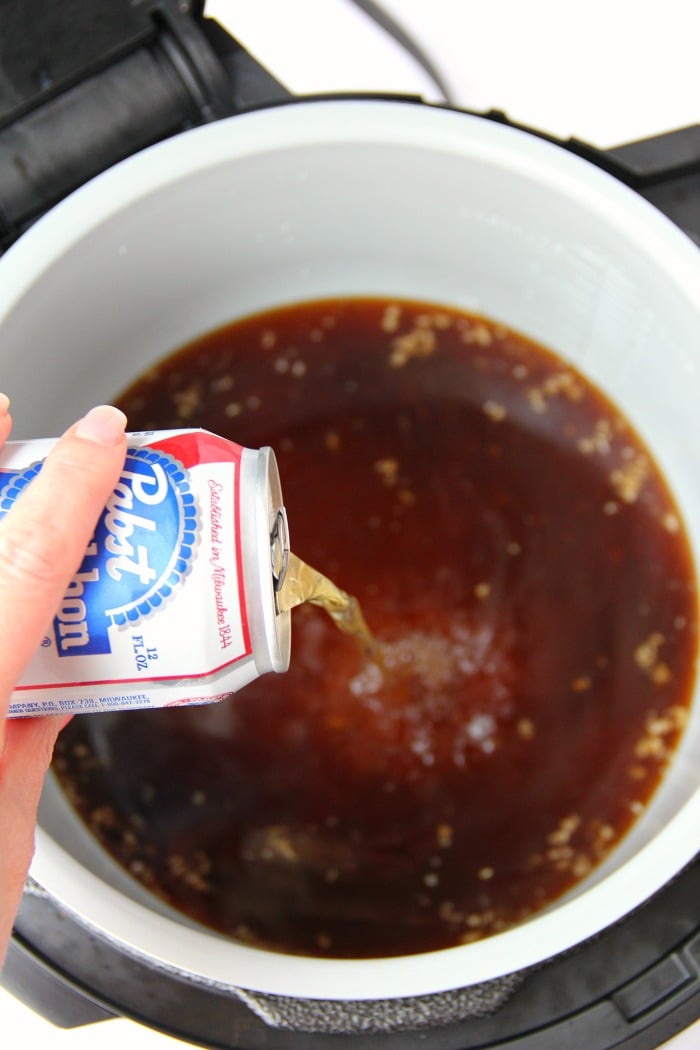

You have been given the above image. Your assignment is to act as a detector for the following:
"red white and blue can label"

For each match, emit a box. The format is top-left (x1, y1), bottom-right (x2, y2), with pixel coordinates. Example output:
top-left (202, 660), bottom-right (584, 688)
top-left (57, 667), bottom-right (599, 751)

top-left (2, 429), bottom-right (289, 716)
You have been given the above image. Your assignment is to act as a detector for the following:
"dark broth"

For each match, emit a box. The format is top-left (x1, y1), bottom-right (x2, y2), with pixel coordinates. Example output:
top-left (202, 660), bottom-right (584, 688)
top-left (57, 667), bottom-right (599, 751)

top-left (53, 298), bottom-right (697, 958)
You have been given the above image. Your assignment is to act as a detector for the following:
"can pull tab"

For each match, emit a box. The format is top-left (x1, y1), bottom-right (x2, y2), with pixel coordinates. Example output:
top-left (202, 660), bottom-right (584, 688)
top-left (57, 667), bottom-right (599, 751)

top-left (270, 507), bottom-right (290, 594)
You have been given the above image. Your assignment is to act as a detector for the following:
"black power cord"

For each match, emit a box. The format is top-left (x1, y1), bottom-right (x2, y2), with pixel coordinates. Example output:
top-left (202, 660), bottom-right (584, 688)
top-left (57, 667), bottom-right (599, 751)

top-left (346, 0), bottom-right (454, 102)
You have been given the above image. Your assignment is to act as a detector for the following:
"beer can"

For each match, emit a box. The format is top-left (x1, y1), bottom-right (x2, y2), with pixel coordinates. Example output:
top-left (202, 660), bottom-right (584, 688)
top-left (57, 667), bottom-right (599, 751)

top-left (1, 429), bottom-right (291, 717)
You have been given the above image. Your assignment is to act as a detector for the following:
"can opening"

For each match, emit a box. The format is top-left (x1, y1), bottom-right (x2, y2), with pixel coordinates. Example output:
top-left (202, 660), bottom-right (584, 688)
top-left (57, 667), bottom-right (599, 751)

top-left (270, 506), bottom-right (290, 593)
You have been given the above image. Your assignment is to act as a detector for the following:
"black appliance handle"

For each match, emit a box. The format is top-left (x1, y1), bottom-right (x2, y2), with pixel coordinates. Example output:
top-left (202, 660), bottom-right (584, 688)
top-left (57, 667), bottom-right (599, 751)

top-left (601, 125), bottom-right (700, 244)
top-left (481, 110), bottom-right (700, 245)
top-left (0, 0), bottom-right (290, 251)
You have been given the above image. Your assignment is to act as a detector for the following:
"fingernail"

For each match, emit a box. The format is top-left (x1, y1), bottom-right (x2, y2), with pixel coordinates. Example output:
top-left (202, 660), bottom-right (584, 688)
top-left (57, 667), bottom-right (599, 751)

top-left (75, 405), bottom-right (127, 446)
top-left (0, 392), bottom-right (10, 416)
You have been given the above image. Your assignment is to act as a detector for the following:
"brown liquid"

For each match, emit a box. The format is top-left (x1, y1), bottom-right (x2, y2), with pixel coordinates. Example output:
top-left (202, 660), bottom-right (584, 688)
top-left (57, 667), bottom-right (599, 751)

top-left (53, 298), bottom-right (698, 959)
top-left (278, 553), bottom-right (377, 656)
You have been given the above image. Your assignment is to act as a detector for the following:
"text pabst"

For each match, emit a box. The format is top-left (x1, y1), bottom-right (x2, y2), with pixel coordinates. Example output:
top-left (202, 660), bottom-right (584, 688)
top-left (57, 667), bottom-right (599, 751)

top-left (54, 463), bottom-right (169, 654)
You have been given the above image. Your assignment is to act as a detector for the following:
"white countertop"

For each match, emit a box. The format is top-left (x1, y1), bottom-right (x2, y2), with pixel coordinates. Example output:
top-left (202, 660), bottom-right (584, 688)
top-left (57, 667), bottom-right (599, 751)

top-left (2, 1), bottom-right (699, 1046)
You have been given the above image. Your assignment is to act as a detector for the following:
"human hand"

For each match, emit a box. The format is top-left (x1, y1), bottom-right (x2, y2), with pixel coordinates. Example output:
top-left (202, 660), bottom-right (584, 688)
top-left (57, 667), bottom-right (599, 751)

top-left (0, 400), bottom-right (127, 968)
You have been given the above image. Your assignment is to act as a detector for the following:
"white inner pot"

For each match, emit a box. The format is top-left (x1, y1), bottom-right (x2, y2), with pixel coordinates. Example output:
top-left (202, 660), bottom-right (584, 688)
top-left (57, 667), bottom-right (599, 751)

top-left (0, 99), bottom-right (698, 1002)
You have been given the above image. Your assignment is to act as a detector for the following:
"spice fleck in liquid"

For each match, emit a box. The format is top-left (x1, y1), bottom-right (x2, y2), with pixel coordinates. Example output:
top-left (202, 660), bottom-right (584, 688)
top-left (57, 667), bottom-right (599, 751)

top-left (53, 298), bottom-right (697, 959)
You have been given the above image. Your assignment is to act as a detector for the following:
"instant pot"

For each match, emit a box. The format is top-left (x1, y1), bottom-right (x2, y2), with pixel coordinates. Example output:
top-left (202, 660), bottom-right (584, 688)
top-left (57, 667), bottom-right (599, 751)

top-left (1, 2), bottom-right (699, 1047)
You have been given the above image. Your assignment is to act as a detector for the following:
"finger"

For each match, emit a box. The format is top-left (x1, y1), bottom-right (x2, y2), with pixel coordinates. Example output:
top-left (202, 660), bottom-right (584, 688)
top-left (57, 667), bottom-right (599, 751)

top-left (0, 714), bottom-right (65, 968)
top-left (0, 405), bottom-right (127, 731)
top-left (0, 394), bottom-right (12, 449)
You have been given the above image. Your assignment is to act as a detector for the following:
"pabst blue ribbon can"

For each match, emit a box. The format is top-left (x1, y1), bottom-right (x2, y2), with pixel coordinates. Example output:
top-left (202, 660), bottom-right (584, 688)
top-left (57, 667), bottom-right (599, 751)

top-left (2, 429), bottom-right (291, 717)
